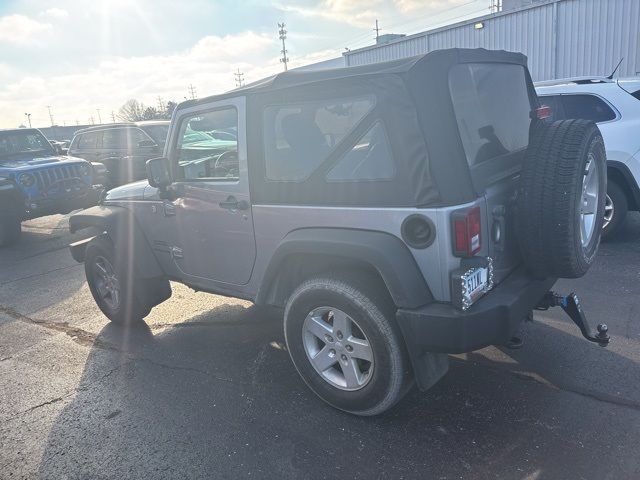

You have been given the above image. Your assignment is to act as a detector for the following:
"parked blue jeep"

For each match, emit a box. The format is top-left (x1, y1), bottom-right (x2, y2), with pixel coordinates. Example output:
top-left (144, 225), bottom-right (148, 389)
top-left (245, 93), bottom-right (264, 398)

top-left (0, 128), bottom-right (103, 246)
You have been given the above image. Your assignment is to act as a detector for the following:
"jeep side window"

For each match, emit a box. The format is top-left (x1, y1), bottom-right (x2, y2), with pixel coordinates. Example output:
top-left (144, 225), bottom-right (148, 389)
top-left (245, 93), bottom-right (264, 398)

top-left (263, 96), bottom-right (374, 181)
top-left (77, 132), bottom-right (98, 150)
top-left (126, 128), bottom-right (153, 148)
top-left (449, 63), bottom-right (532, 166)
top-left (327, 121), bottom-right (395, 181)
top-left (176, 107), bottom-right (239, 181)
top-left (102, 129), bottom-right (125, 149)
top-left (560, 94), bottom-right (617, 123)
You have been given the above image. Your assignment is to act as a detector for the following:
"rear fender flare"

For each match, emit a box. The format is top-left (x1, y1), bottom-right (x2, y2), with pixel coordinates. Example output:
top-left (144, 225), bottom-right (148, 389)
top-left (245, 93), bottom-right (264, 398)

top-left (255, 228), bottom-right (433, 309)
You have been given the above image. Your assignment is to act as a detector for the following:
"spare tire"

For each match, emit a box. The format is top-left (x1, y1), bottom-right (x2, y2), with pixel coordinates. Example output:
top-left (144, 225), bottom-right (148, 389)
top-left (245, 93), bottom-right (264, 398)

top-left (517, 119), bottom-right (606, 279)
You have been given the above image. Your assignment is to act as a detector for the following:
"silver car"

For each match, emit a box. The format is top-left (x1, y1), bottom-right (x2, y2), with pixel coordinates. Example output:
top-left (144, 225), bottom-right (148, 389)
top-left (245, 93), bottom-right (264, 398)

top-left (69, 48), bottom-right (609, 415)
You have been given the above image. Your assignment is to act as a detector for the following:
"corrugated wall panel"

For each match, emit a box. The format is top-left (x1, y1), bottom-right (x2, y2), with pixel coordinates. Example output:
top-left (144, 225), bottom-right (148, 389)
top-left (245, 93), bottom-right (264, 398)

top-left (345, 0), bottom-right (640, 81)
top-left (556, 0), bottom-right (640, 77)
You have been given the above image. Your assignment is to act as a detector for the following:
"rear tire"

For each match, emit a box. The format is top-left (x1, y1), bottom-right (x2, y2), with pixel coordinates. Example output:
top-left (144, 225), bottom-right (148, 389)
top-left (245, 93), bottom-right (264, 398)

top-left (602, 181), bottom-right (628, 239)
top-left (0, 213), bottom-right (21, 247)
top-left (517, 119), bottom-right (606, 279)
top-left (284, 274), bottom-right (412, 416)
top-left (85, 235), bottom-right (152, 325)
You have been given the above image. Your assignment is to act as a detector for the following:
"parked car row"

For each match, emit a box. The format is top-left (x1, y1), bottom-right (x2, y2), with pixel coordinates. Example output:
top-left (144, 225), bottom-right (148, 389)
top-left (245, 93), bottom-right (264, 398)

top-left (0, 120), bottom-right (171, 245)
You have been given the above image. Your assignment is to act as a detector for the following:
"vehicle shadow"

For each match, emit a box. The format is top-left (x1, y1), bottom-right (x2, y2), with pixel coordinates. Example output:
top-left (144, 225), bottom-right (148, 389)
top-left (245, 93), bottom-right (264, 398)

top-left (36, 303), bottom-right (640, 479)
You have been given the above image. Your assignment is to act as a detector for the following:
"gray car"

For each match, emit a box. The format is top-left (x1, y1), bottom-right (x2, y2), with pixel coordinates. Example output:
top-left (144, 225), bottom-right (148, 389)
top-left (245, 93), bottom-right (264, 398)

top-left (68, 49), bottom-right (610, 415)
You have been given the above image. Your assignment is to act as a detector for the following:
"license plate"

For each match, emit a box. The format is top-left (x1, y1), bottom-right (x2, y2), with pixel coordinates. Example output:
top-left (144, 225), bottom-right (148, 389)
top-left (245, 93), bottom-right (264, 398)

top-left (463, 267), bottom-right (488, 306)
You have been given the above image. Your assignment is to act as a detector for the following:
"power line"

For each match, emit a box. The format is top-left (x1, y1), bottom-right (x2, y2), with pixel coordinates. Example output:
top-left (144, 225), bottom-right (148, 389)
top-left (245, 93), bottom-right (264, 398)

top-left (46, 105), bottom-right (54, 126)
top-left (234, 69), bottom-right (245, 88)
top-left (188, 84), bottom-right (197, 99)
top-left (278, 22), bottom-right (289, 71)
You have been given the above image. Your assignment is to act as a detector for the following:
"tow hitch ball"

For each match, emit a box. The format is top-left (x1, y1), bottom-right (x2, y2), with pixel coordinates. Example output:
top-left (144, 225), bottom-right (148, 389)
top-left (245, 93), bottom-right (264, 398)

top-left (536, 292), bottom-right (610, 347)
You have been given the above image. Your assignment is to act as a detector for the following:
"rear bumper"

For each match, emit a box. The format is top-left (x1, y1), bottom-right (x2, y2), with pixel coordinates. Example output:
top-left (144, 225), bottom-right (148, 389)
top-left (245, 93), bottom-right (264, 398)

top-left (396, 267), bottom-right (556, 355)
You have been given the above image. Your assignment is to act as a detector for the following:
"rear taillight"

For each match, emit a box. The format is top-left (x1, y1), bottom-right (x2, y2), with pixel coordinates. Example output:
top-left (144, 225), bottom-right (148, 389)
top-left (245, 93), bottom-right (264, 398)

top-left (536, 105), bottom-right (552, 120)
top-left (452, 206), bottom-right (482, 257)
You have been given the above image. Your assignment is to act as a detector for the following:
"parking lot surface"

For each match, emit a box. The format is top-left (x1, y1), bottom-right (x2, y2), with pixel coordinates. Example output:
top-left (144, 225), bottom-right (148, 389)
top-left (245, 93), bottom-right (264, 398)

top-left (1, 213), bottom-right (640, 479)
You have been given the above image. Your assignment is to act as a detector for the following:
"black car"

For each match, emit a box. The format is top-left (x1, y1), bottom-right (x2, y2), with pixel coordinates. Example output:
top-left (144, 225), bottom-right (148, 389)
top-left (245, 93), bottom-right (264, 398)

top-left (68, 121), bottom-right (169, 187)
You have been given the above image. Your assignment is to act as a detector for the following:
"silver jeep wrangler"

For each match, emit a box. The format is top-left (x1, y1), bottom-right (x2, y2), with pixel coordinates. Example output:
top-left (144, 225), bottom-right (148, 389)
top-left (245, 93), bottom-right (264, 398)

top-left (69, 49), bottom-right (610, 415)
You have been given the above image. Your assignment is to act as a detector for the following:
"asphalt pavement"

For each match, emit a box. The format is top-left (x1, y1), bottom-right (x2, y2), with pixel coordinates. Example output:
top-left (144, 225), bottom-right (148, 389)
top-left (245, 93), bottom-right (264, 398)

top-left (1, 213), bottom-right (640, 479)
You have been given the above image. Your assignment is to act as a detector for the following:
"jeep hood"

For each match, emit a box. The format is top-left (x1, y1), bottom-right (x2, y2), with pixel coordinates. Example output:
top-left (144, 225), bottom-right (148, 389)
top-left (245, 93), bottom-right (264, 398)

top-left (0, 154), bottom-right (87, 171)
top-left (104, 180), bottom-right (156, 201)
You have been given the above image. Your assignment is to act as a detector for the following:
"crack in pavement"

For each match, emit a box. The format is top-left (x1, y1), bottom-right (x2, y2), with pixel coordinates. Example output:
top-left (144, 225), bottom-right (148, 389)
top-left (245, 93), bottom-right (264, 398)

top-left (0, 263), bottom-right (81, 287)
top-left (0, 303), bottom-right (119, 352)
top-left (26, 396), bottom-right (63, 412)
top-left (0, 244), bottom-right (71, 267)
top-left (454, 357), bottom-right (640, 413)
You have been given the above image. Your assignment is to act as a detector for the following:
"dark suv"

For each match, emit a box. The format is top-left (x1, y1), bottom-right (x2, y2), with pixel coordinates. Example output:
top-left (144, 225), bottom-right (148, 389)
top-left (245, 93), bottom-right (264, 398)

top-left (0, 128), bottom-right (101, 246)
top-left (68, 121), bottom-right (169, 187)
top-left (69, 49), bottom-right (610, 415)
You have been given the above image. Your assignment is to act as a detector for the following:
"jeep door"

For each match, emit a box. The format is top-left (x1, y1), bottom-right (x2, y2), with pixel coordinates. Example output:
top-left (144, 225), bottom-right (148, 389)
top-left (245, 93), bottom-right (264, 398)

top-left (150, 97), bottom-right (256, 287)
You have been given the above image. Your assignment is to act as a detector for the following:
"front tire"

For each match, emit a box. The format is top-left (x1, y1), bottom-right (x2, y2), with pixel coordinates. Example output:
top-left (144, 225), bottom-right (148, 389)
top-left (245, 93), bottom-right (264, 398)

top-left (84, 235), bottom-right (150, 325)
top-left (284, 274), bottom-right (412, 416)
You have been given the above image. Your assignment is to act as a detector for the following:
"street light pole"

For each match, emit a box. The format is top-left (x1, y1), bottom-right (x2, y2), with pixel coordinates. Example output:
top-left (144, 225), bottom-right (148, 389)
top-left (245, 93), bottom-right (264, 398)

top-left (24, 113), bottom-right (32, 128)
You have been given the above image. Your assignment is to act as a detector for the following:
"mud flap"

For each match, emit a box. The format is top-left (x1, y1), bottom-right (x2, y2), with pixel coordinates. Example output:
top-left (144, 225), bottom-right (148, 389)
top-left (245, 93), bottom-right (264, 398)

top-left (409, 350), bottom-right (450, 391)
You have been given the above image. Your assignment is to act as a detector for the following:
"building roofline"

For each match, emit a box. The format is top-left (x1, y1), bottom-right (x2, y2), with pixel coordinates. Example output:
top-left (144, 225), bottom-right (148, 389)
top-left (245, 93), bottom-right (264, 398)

top-left (343, 0), bottom-right (565, 58)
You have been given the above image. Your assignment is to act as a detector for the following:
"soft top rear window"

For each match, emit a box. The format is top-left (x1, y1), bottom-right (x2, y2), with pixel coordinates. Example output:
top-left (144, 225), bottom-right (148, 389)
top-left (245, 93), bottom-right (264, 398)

top-left (449, 63), bottom-right (532, 166)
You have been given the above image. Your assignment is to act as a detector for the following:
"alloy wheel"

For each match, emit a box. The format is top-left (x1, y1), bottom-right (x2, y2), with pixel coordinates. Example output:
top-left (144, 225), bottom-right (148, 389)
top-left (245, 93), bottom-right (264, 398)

top-left (302, 307), bottom-right (374, 391)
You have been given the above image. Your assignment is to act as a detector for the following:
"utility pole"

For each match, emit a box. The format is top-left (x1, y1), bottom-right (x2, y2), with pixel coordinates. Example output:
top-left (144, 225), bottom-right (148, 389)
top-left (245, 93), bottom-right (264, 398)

top-left (89, 116), bottom-right (95, 125)
top-left (46, 105), bottom-right (54, 126)
top-left (490, 0), bottom-right (502, 13)
top-left (188, 84), bottom-right (197, 100)
top-left (111, 111), bottom-right (116, 123)
top-left (157, 96), bottom-right (165, 113)
top-left (96, 109), bottom-right (102, 124)
top-left (76, 119), bottom-right (79, 126)
top-left (374, 19), bottom-right (380, 42)
top-left (234, 69), bottom-right (245, 88)
top-left (24, 113), bottom-right (32, 128)
top-left (278, 22), bottom-right (289, 71)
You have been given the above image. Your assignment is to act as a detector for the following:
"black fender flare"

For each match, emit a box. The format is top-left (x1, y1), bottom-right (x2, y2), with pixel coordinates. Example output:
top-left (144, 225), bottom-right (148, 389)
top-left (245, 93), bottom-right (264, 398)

top-left (69, 204), bottom-right (164, 279)
top-left (255, 228), bottom-right (433, 309)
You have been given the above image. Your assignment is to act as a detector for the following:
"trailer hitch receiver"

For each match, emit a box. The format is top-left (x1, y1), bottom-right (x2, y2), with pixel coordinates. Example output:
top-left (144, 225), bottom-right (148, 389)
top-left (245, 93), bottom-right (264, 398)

top-left (536, 292), bottom-right (610, 347)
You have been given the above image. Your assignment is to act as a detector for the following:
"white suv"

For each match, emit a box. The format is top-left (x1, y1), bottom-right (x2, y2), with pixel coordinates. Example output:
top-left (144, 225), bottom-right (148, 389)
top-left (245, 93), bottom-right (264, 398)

top-left (536, 77), bottom-right (640, 237)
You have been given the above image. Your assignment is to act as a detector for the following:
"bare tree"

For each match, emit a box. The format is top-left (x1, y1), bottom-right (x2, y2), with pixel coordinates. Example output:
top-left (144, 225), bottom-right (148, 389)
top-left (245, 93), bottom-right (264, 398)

top-left (117, 99), bottom-right (146, 122)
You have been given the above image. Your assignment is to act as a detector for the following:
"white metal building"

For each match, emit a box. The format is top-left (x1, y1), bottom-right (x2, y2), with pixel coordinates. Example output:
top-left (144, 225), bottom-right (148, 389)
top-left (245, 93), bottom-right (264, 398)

top-left (343, 0), bottom-right (640, 81)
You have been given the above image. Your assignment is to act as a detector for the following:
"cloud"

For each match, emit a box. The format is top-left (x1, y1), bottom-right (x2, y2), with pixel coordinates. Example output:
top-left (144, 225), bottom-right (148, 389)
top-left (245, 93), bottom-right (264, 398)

top-left (278, 0), bottom-right (383, 28)
top-left (0, 31), bottom-right (320, 128)
top-left (393, 0), bottom-right (472, 14)
top-left (40, 8), bottom-right (70, 19)
top-left (0, 14), bottom-right (52, 45)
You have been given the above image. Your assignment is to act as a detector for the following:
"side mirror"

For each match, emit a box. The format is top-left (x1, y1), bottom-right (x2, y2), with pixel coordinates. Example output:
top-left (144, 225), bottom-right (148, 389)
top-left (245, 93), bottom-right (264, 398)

top-left (146, 157), bottom-right (172, 190)
top-left (138, 139), bottom-right (157, 148)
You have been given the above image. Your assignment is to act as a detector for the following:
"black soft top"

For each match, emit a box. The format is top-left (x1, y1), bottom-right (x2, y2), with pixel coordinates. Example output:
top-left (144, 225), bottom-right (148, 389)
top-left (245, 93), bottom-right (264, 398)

top-left (177, 48), bottom-right (533, 208)
top-left (178, 48), bottom-right (527, 110)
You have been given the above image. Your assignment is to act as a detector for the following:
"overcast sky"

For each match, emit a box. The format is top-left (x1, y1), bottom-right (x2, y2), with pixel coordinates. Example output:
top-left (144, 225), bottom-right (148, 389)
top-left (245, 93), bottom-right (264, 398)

top-left (0, 0), bottom-right (490, 129)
